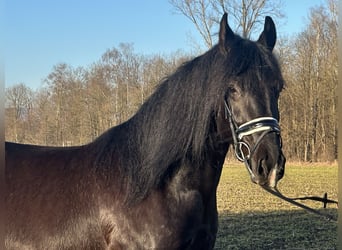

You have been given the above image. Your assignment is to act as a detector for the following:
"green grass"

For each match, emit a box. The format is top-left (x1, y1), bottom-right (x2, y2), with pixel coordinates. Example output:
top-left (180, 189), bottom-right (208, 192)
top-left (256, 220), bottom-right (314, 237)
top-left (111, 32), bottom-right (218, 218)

top-left (214, 162), bottom-right (338, 249)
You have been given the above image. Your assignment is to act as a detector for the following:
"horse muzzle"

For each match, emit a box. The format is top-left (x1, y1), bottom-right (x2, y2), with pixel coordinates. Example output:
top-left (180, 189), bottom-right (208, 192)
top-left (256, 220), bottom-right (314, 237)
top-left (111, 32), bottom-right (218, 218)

top-left (250, 149), bottom-right (286, 188)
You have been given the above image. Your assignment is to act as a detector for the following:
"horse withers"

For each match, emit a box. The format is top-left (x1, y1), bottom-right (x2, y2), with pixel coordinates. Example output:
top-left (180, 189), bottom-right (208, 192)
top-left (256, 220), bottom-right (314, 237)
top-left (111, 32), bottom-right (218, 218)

top-left (5, 13), bottom-right (285, 249)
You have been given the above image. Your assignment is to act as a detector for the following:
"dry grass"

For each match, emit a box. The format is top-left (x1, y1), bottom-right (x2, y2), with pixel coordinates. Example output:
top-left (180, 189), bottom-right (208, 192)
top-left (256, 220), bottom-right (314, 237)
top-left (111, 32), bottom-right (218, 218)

top-left (214, 162), bottom-right (338, 249)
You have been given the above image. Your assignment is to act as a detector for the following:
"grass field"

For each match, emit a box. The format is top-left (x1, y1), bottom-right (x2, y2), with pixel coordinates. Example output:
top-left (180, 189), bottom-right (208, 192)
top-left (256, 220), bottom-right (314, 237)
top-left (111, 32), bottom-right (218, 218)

top-left (214, 162), bottom-right (338, 250)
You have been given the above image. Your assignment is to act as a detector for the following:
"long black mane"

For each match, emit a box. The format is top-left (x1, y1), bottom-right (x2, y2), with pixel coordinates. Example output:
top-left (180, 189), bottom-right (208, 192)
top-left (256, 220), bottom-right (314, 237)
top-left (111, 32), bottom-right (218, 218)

top-left (93, 34), bottom-right (283, 203)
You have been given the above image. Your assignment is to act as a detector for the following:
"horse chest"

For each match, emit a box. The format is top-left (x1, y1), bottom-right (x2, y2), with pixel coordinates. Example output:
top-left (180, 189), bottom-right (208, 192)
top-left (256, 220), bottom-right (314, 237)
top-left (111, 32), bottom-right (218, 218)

top-left (100, 188), bottom-right (215, 249)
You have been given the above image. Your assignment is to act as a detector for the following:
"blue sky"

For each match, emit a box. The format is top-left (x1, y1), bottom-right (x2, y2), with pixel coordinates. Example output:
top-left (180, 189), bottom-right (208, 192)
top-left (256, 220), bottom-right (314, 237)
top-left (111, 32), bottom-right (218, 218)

top-left (5, 0), bottom-right (325, 90)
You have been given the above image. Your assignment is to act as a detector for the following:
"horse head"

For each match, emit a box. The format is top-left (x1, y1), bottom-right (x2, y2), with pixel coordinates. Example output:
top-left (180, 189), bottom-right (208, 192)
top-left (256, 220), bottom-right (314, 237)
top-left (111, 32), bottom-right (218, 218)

top-left (216, 14), bottom-right (286, 188)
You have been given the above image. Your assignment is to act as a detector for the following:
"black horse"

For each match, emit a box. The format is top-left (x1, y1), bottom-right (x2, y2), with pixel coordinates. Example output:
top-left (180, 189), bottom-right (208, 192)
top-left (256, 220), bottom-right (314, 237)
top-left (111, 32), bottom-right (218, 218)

top-left (5, 14), bottom-right (286, 249)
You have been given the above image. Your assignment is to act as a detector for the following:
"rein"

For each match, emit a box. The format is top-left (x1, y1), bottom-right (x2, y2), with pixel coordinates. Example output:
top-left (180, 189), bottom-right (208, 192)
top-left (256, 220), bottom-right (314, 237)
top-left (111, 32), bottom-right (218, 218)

top-left (262, 186), bottom-right (338, 222)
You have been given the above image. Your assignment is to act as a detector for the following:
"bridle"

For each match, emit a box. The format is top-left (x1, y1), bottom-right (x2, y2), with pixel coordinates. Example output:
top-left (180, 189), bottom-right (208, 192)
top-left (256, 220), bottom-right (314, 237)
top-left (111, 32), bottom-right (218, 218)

top-left (224, 100), bottom-right (338, 222)
top-left (223, 100), bottom-right (282, 178)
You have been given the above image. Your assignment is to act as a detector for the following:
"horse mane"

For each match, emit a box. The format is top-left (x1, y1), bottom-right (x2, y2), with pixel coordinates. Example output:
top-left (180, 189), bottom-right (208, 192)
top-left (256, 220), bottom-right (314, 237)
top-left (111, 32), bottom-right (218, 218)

top-left (93, 34), bottom-right (284, 203)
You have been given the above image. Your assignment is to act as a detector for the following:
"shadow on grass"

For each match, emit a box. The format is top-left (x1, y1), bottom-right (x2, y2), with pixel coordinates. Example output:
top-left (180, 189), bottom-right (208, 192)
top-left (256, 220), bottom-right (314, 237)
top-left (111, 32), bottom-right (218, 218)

top-left (215, 209), bottom-right (338, 250)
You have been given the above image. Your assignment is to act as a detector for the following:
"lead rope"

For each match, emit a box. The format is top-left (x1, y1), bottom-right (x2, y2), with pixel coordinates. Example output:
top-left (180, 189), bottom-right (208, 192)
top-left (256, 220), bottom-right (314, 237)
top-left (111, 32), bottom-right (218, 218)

top-left (262, 186), bottom-right (338, 222)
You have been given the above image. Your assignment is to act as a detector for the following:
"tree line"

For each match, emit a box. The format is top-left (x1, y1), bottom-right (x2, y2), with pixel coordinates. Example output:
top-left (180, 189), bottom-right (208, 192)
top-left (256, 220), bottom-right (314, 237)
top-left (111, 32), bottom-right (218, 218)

top-left (5, 44), bottom-right (188, 146)
top-left (5, 1), bottom-right (337, 162)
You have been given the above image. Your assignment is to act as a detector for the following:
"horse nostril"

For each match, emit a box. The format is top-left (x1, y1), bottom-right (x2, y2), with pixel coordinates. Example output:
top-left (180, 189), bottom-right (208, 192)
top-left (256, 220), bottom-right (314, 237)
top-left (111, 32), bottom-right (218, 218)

top-left (258, 163), bottom-right (264, 175)
top-left (258, 157), bottom-right (268, 176)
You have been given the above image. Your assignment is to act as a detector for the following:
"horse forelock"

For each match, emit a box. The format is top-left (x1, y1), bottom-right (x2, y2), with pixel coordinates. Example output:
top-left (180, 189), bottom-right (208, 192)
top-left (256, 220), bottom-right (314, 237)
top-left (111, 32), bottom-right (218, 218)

top-left (224, 37), bottom-right (284, 93)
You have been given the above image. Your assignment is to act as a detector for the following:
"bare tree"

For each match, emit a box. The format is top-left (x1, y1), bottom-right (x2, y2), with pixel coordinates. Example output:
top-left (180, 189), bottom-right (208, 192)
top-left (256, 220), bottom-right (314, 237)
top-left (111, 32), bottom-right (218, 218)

top-left (278, 0), bottom-right (337, 162)
top-left (218, 0), bottom-right (284, 38)
top-left (169, 0), bottom-right (216, 48)
top-left (101, 43), bottom-right (144, 123)
top-left (33, 88), bottom-right (53, 145)
top-left (84, 63), bottom-right (116, 140)
top-left (169, 0), bottom-right (284, 49)
top-left (44, 63), bottom-right (86, 146)
top-left (5, 83), bottom-right (34, 142)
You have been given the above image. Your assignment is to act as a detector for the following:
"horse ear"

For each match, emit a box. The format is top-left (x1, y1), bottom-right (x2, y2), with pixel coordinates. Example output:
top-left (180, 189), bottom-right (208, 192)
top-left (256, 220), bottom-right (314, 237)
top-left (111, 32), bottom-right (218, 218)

top-left (257, 16), bottom-right (276, 51)
top-left (219, 13), bottom-right (235, 54)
